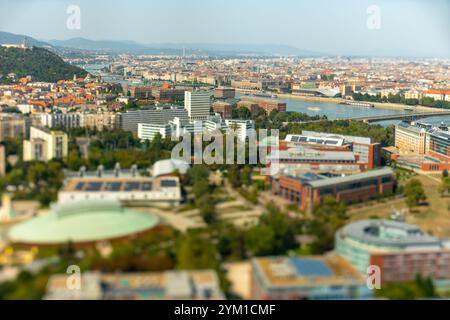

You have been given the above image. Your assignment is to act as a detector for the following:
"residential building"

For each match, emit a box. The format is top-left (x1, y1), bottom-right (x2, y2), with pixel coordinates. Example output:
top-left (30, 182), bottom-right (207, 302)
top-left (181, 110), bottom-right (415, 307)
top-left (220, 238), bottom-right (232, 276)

top-left (422, 89), bottom-right (450, 101)
top-left (23, 126), bottom-right (68, 161)
top-left (0, 113), bottom-right (29, 140)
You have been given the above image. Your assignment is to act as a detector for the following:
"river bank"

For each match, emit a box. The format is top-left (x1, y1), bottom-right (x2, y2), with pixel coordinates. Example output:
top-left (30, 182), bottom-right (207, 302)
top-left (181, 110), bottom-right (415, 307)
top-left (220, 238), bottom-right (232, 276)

top-left (275, 93), bottom-right (445, 113)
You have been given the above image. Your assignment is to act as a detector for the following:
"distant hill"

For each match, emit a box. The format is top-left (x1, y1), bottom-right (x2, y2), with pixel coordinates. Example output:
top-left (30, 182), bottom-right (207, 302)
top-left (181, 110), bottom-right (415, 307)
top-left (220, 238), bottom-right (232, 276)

top-left (0, 31), bottom-right (50, 47)
top-left (48, 37), bottom-right (325, 56)
top-left (48, 37), bottom-right (148, 51)
top-left (0, 46), bottom-right (88, 83)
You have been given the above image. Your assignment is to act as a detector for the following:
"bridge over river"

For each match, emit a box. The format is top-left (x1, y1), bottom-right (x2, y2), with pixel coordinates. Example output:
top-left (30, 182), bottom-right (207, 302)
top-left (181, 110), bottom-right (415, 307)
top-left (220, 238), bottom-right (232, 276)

top-left (348, 111), bottom-right (450, 123)
top-left (283, 110), bottom-right (450, 125)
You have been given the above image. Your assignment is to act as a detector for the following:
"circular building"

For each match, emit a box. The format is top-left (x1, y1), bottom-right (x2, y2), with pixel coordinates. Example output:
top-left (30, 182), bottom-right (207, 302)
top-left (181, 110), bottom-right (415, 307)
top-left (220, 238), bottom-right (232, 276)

top-left (335, 219), bottom-right (443, 274)
top-left (8, 199), bottom-right (159, 245)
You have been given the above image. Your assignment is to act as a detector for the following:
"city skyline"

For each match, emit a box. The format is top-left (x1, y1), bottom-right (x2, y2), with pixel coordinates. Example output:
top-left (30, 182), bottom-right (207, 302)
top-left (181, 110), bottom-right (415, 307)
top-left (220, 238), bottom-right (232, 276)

top-left (0, 0), bottom-right (449, 57)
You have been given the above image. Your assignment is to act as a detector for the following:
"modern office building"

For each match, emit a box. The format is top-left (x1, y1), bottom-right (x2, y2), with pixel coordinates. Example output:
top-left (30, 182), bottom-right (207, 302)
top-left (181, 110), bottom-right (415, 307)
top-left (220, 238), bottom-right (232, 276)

top-left (335, 220), bottom-right (449, 274)
top-left (8, 199), bottom-right (160, 245)
top-left (185, 91), bottom-right (212, 120)
top-left (44, 270), bottom-right (224, 300)
top-left (23, 126), bottom-right (68, 161)
top-left (267, 145), bottom-right (364, 175)
top-left (269, 168), bottom-right (394, 211)
top-left (369, 250), bottom-right (450, 291)
top-left (251, 255), bottom-right (372, 300)
top-left (428, 128), bottom-right (450, 161)
top-left (117, 107), bottom-right (188, 133)
top-left (299, 131), bottom-right (381, 169)
top-left (137, 123), bottom-right (172, 141)
top-left (394, 122), bottom-right (427, 155)
top-left (58, 167), bottom-right (182, 206)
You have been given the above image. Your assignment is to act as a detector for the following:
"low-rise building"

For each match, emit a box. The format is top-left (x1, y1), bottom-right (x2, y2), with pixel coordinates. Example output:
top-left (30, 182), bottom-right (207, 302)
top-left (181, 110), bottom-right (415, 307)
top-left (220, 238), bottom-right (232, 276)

top-left (251, 255), bottom-right (372, 300)
top-left (58, 166), bottom-right (182, 206)
top-left (336, 219), bottom-right (450, 291)
top-left (269, 168), bottom-right (394, 211)
top-left (44, 270), bottom-right (224, 300)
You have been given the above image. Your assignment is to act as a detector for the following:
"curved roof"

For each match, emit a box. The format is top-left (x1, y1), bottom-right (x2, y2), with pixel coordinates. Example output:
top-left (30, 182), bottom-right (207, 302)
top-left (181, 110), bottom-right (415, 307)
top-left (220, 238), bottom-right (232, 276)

top-left (337, 219), bottom-right (442, 248)
top-left (8, 200), bottom-right (159, 244)
top-left (152, 159), bottom-right (189, 177)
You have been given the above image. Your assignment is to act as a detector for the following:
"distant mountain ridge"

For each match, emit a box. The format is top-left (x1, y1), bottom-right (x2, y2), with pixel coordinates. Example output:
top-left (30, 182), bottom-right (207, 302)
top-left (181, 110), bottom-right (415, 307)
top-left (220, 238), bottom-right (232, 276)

top-left (47, 37), bottom-right (325, 56)
top-left (0, 31), bottom-right (50, 47)
top-left (0, 46), bottom-right (88, 83)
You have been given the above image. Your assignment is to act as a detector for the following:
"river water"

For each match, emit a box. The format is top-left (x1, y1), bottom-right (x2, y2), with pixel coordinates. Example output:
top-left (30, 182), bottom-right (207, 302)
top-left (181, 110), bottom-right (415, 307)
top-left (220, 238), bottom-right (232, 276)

top-left (82, 64), bottom-right (450, 127)
top-left (241, 94), bottom-right (450, 127)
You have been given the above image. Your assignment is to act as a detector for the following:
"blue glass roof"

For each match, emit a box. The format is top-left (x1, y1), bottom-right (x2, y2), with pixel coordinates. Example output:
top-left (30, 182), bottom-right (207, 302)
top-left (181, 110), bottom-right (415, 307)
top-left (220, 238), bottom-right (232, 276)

top-left (290, 258), bottom-right (335, 277)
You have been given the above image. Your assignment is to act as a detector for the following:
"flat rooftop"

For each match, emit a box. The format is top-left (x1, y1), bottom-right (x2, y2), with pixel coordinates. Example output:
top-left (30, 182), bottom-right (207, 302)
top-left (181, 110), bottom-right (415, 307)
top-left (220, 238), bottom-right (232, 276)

top-left (337, 219), bottom-right (444, 248)
top-left (62, 176), bottom-right (179, 192)
top-left (253, 255), bottom-right (364, 288)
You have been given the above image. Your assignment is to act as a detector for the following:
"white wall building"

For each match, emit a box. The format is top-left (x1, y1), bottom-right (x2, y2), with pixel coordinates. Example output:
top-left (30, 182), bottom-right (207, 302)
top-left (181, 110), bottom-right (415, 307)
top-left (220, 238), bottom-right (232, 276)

top-left (137, 123), bottom-right (172, 141)
top-left (23, 126), bottom-right (68, 161)
top-left (184, 91), bottom-right (212, 121)
top-left (225, 119), bottom-right (255, 142)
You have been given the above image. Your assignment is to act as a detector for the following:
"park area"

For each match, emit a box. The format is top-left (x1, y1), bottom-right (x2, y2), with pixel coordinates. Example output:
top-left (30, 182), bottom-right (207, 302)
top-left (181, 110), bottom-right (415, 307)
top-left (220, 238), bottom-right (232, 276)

top-left (348, 172), bottom-right (450, 238)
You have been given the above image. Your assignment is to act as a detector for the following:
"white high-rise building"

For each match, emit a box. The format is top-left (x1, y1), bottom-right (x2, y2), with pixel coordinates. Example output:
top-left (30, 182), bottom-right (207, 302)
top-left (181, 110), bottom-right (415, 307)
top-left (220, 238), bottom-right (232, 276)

top-left (184, 91), bottom-right (212, 121)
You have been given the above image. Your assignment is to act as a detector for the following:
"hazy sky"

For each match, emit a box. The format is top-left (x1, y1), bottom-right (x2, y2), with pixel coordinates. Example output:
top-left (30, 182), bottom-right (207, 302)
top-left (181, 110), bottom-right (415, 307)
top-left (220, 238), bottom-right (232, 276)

top-left (0, 0), bottom-right (448, 57)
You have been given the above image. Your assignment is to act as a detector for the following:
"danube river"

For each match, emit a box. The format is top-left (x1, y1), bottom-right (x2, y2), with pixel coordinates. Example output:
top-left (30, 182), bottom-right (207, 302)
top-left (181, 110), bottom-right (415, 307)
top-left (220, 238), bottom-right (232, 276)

top-left (82, 64), bottom-right (450, 127)
top-left (239, 94), bottom-right (450, 127)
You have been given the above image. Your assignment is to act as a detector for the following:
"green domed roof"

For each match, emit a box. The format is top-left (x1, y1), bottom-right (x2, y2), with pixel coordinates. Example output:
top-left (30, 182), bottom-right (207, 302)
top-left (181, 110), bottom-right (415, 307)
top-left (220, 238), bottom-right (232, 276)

top-left (8, 200), bottom-right (159, 244)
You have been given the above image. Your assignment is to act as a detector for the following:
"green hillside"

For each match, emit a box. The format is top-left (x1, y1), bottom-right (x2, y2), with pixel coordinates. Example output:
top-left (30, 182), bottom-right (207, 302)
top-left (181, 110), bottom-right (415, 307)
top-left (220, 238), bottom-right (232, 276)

top-left (0, 46), bottom-right (88, 83)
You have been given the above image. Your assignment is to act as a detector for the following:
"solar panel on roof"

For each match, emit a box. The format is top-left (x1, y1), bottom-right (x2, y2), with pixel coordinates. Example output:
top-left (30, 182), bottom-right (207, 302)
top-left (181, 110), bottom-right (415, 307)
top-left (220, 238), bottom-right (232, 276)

top-left (160, 180), bottom-right (177, 188)
top-left (85, 182), bottom-right (102, 191)
top-left (124, 181), bottom-right (140, 191)
top-left (105, 182), bottom-right (122, 191)
top-left (74, 182), bottom-right (85, 191)
top-left (142, 182), bottom-right (152, 191)
top-left (290, 258), bottom-right (334, 277)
